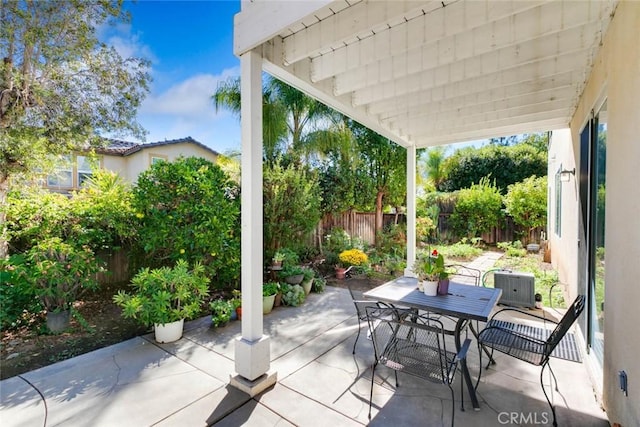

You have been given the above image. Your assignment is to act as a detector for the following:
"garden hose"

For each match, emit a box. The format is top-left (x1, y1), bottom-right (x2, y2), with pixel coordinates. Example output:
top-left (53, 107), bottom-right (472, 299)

top-left (480, 268), bottom-right (510, 287)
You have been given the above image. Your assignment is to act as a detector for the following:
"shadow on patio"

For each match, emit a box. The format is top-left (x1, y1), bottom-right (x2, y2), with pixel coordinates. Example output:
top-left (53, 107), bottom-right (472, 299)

top-left (0, 286), bottom-right (608, 427)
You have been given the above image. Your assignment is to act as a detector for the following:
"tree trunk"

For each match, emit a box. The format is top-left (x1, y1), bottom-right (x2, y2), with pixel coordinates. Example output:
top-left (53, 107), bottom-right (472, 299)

top-left (374, 190), bottom-right (384, 247)
top-left (0, 175), bottom-right (9, 258)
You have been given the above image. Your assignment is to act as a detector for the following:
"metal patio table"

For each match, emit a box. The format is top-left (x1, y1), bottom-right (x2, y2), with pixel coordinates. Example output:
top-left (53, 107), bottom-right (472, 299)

top-left (363, 276), bottom-right (502, 410)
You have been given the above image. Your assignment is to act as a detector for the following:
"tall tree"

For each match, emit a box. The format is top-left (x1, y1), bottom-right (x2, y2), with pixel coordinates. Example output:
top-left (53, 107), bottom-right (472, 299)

top-left (418, 146), bottom-right (448, 192)
top-left (0, 0), bottom-right (150, 256)
top-left (350, 122), bottom-right (406, 245)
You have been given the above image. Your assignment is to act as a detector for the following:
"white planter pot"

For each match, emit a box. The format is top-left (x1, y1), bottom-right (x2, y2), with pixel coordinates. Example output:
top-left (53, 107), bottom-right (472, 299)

top-left (263, 294), bottom-right (276, 314)
top-left (423, 280), bottom-right (438, 296)
top-left (154, 319), bottom-right (184, 343)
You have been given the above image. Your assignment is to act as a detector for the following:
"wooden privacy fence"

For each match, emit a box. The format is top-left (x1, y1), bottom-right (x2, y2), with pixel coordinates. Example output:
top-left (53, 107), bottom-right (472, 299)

top-left (310, 210), bottom-right (543, 247)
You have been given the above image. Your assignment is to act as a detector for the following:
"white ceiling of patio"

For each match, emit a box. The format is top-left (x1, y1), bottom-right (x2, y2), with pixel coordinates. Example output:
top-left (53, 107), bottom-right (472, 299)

top-left (235, 0), bottom-right (618, 147)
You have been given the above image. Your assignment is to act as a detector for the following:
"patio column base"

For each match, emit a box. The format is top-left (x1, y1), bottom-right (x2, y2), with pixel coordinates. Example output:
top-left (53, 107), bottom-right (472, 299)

top-left (234, 334), bottom-right (272, 379)
top-left (229, 371), bottom-right (277, 397)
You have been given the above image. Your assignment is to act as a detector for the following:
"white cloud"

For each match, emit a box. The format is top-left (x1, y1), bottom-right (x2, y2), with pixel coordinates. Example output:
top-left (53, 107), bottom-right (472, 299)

top-left (99, 22), bottom-right (157, 63)
top-left (141, 67), bottom-right (240, 120)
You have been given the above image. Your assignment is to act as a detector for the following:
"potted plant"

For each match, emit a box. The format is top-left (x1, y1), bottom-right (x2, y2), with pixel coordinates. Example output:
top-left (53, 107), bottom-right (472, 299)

top-left (281, 283), bottom-right (306, 307)
top-left (113, 260), bottom-right (209, 343)
top-left (262, 281), bottom-right (279, 314)
top-left (336, 248), bottom-right (368, 279)
top-left (229, 289), bottom-right (241, 320)
top-left (300, 267), bottom-right (315, 295)
top-left (17, 238), bottom-right (103, 333)
top-left (271, 250), bottom-right (286, 269)
top-left (412, 249), bottom-right (448, 296)
top-left (312, 276), bottom-right (327, 293)
top-left (210, 299), bottom-right (233, 327)
top-left (280, 265), bottom-right (305, 285)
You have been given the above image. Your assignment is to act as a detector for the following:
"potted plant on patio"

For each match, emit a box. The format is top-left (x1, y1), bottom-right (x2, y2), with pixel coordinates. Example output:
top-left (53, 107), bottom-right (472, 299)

top-left (262, 281), bottom-right (279, 314)
top-left (16, 238), bottom-right (103, 333)
top-left (336, 248), bottom-right (368, 279)
top-left (300, 266), bottom-right (315, 295)
top-left (271, 250), bottom-right (286, 269)
top-left (113, 260), bottom-right (210, 343)
top-left (412, 249), bottom-right (448, 296)
top-left (281, 283), bottom-right (306, 307)
top-left (280, 264), bottom-right (305, 285)
top-left (210, 299), bottom-right (233, 327)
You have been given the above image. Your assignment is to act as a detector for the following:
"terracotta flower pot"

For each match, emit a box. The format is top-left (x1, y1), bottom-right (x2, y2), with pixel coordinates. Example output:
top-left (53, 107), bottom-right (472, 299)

top-left (335, 267), bottom-right (346, 280)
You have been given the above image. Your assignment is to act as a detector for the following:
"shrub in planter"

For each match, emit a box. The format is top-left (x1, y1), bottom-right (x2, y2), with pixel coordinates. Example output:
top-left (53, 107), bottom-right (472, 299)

top-left (280, 265), bottom-right (305, 285)
top-left (210, 299), bottom-right (233, 327)
top-left (15, 238), bottom-right (103, 332)
top-left (312, 277), bottom-right (327, 293)
top-left (113, 260), bottom-right (210, 327)
top-left (281, 283), bottom-right (306, 307)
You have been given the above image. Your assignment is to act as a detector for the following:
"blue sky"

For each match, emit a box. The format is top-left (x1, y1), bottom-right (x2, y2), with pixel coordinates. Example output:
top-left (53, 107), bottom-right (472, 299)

top-left (102, 1), bottom-right (242, 154)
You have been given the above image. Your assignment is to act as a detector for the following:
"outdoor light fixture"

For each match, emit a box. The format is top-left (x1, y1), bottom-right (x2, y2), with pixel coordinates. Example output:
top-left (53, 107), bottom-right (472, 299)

top-left (559, 168), bottom-right (575, 182)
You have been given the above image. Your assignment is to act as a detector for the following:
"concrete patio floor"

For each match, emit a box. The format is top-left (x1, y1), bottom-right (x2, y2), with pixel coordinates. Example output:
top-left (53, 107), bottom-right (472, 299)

top-left (0, 285), bottom-right (608, 427)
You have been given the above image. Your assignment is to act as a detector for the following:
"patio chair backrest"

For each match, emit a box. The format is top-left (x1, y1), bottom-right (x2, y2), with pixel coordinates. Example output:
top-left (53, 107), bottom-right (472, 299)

top-left (446, 264), bottom-right (481, 286)
top-left (544, 295), bottom-right (586, 359)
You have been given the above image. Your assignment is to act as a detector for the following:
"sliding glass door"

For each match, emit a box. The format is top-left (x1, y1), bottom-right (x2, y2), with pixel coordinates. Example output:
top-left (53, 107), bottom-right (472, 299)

top-left (578, 100), bottom-right (607, 366)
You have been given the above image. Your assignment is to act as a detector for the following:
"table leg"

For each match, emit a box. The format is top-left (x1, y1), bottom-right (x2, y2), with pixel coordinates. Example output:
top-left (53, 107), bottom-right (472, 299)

top-left (469, 322), bottom-right (496, 365)
top-left (455, 319), bottom-right (480, 411)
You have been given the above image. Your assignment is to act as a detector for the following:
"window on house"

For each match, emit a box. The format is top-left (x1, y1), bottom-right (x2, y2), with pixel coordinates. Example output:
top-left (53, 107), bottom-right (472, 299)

top-left (77, 155), bottom-right (93, 187)
top-left (150, 155), bottom-right (167, 165)
top-left (47, 155), bottom-right (73, 188)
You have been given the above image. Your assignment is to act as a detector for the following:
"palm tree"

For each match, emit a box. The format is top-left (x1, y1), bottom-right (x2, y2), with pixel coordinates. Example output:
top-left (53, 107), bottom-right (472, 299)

top-left (418, 146), bottom-right (448, 192)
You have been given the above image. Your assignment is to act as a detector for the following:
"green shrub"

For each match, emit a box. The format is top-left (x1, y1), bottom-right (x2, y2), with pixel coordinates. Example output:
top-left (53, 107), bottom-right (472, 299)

top-left (263, 282), bottom-right (280, 296)
top-left (497, 241), bottom-right (527, 257)
top-left (133, 156), bottom-right (240, 289)
top-left (438, 241), bottom-right (483, 260)
top-left (503, 176), bottom-right (547, 243)
top-left (281, 284), bottom-right (306, 306)
top-left (263, 162), bottom-right (321, 252)
top-left (16, 238), bottom-right (103, 312)
top-left (6, 187), bottom-right (70, 251)
top-left (449, 178), bottom-right (503, 238)
top-left (312, 277), bottom-right (326, 293)
top-left (113, 260), bottom-right (210, 326)
top-left (210, 299), bottom-right (234, 327)
top-left (0, 254), bottom-right (42, 329)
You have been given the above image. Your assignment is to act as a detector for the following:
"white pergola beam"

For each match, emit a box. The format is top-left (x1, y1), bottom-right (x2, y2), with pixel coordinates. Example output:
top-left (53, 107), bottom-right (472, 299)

top-left (369, 70), bottom-right (577, 117)
top-left (262, 38), bottom-right (411, 147)
top-left (383, 87), bottom-right (575, 128)
top-left (412, 109), bottom-right (569, 138)
top-left (312, 0), bottom-right (564, 82)
top-left (414, 118), bottom-right (568, 148)
top-left (234, 0), bottom-right (332, 56)
top-left (354, 48), bottom-right (589, 106)
top-left (283, 0), bottom-right (439, 66)
top-left (336, 22), bottom-right (599, 96)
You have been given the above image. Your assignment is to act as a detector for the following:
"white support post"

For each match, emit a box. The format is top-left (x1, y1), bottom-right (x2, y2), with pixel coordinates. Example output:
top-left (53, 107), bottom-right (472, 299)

top-left (232, 49), bottom-right (276, 395)
top-left (405, 145), bottom-right (417, 276)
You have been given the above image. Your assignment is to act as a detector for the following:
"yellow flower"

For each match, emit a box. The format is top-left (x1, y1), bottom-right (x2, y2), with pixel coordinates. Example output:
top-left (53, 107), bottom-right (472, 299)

top-left (179, 249), bottom-right (185, 254)
top-left (338, 249), bottom-right (368, 267)
top-left (135, 212), bottom-right (144, 219)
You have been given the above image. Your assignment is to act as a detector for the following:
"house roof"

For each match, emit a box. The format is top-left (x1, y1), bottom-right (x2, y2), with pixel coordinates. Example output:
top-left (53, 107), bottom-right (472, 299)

top-left (98, 137), bottom-right (220, 157)
top-left (234, 0), bottom-right (619, 147)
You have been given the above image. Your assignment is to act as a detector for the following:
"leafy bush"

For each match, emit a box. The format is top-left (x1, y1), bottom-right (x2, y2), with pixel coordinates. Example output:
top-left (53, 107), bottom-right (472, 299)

top-left (441, 143), bottom-right (547, 193)
top-left (497, 241), bottom-right (527, 257)
top-left (263, 162), bottom-right (321, 252)
top-left (281, 284), bottom-right (306, 306)
top-left (6, 187), bottom-right (70, 251)
top-left (133, 156), bottom-right (240, 289)
top-left (416, 216), bottom-right (436, 244)
top-left (113, 260), bottom-right (210, 326)
top-left (210, 299), bottom-right (234, 327)
top-left (263, 282), bottom-right (280, 296)
top-left (0, 254), bottom-right (42, 329)
top-left (449, 178), bottom-right (503, 238)
top-left (16, 238), bottom-right (103, 312)
top-left (324, 227), bottom-right (352, 254)
top-left (68, 170), bottom-right (138, 251)
top-left (503, 176), bottom-right (547, 243)
top-left (312, 277), bottom-right (326, 293)
top-left (438, 241), bottom-right (483, 260)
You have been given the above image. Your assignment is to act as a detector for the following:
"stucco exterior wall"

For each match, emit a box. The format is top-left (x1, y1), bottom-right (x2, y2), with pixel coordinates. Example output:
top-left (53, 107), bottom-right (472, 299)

top-left (547, 128), bottom-right (578, 298)
top-left (102, 143), bottom-right (218, 185)
top-left (566, 2), bottom-right (640, 425)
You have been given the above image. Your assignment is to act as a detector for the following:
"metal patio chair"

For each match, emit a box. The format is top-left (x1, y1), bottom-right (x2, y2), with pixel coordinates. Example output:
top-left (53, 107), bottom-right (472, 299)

top-left (446, 264), bottom-right (482, 287)
top-left (366, 306), bottom-right (471, 426)
top-left (348, 284), bottom-right (397, 354)
top-left (477, 294), bottom-right (586, 427)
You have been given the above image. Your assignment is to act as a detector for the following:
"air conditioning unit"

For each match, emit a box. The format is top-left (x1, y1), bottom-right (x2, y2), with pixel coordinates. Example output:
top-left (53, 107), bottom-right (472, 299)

top-left (494, 270), bottom-right (535, 308)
